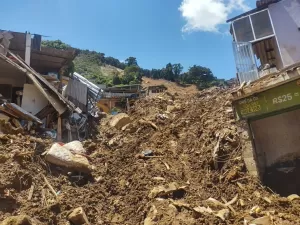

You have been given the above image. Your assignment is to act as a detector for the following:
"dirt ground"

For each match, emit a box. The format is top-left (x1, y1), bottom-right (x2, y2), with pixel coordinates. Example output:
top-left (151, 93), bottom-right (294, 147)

top-left (1, 82), bottom-right (300, 225)
top-left (142, 77), bottom-right (198, 96)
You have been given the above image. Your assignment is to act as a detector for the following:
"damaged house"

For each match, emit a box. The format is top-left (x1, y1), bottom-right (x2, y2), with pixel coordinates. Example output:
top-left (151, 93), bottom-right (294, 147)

top-left (229, 0), bottom-right (300, 194)
top-left (228, 0), bottom-right (300, 83)
top-left (0, 30), bottom-right (86, 141)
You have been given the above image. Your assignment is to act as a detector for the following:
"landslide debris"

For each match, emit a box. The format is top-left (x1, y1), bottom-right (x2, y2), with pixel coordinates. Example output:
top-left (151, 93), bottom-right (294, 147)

top-left (0, 86), bottom-right (299, 224)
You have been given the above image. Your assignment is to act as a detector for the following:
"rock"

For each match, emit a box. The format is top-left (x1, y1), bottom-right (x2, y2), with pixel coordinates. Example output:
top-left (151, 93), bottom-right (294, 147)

top-left (144, 205), bottom-right (157, 225)
top-left (215, 209), bottom-right (230, 221)
top-left (0, 154), bottom-right (10, 163)
top-left (45, 143), bottom-right (93, 173)
top-left (11, 118), bottom-right (22, 129)
top-left (109, 113), bottom-right (131, 129)
top-left (64, 141), bottom-right (86, 154)
top-left (0, 215), bottom-right (34, 225)
top-left (0, 113), bottom-right (10, 122)
top-left (250, 205), bottom-right (261, 216)
top-left (108, 137), bottom-right (118, 147)
top-left (193, 206), bottom-right (213, 214)
top-left (174, 103), bottom-right (181, 110)
top-left (287, 194), bottom-right (300, 201)
top-left (250, 216), bottom-right (271, 225)
top-left (122, 123), bottom-right (137, 133)
top-left (148, 182), bottom-right (186, 198)
top-left (166, 105), bottom-right (175, 113)
top-left (68, 207), bottom-right (90, 225)
top-left (0, 120), bottom-right (23, 134)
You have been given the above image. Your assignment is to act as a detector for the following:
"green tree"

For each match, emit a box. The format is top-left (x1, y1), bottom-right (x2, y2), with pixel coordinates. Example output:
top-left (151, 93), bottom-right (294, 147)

top-left (122, 65), bottom-right (141, 84)
top-left (41, 40), bottom-right (71, 50)
top-left (150, 69), bottom-right (161, 79)
top-left (185, 65), bottom-right (216, 89)
top-left (172, 63), bottom-right (183, 80)
top-left (125, 57), bottom-right (138, 67)
top-left (164, 63), bottom-right (175, 81)
top-left (112, 74), bottom-right (122, 85)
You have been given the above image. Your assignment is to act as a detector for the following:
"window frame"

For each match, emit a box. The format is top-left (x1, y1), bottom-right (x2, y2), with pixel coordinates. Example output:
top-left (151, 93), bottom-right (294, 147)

top-left (232, 9), bottom-right (275, 43)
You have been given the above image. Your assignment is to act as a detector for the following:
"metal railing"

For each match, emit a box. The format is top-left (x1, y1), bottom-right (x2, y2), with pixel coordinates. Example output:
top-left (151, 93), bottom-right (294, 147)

top-left (232, 42), bottom-right (259, 84)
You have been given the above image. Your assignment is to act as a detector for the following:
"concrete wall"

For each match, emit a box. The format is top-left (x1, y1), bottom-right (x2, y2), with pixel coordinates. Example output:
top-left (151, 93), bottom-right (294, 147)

top-left (269, 0), bottom-right (300, 67)
top-left (21, 84), bottom-right (48, 115)
top-left (250, 108), bottom-right (300, 168)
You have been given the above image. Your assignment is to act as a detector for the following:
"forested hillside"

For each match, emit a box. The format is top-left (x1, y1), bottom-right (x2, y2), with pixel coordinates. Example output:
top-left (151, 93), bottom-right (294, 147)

top-left (42, 40), bottom-right (228, 89)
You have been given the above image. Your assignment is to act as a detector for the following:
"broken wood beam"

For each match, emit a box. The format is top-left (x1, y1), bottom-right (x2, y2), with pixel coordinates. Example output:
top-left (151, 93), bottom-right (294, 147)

top-left (42, 174), bottom-right (57, 197)
top-left (57, 116), bottom-right (62, 141)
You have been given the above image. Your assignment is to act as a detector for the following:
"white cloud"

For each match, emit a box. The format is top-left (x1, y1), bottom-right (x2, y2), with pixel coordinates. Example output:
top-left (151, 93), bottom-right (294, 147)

top-left (179, 0), bottom-right (250, 33)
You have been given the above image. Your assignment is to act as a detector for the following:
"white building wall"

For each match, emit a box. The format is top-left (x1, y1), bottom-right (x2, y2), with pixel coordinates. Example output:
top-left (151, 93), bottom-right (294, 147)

top-left (21, 84), bottom-right (49, 115)
top-left (269, 0), bottom-right (300, 67)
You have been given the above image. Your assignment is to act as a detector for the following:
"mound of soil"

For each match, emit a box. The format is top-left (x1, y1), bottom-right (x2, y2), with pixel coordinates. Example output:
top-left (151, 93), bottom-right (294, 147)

top-left (0, 86), bottom-right (300, 224)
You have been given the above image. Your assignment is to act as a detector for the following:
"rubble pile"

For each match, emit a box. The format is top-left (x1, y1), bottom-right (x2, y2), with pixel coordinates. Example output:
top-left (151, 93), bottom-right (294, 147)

top-left (0, 87), bottom-right (300, 224)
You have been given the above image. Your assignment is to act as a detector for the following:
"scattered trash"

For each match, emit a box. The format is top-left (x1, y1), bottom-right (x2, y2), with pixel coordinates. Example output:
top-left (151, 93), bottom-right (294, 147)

top-left (135, 149), bottom-right (163, 159)
top-left (157, 114), bottom-right (169, 120)
top-left (43, 130), bottom-right (57, 139)
top-left (142, 149), bottom-right (153, 156)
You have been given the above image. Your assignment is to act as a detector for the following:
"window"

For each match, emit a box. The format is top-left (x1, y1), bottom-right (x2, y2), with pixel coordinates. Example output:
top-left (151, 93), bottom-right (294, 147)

top-left (233, 17), bottom-right (254, 42)
top-left (233, 9), bottom-right (274, 43)
top-left (251, 10), bottom-right (274, 39)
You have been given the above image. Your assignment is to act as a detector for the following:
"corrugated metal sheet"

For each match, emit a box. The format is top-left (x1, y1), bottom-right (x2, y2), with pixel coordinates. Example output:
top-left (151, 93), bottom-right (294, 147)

top-left (72, 72), bottom-right (105, 100)
top-left (65, 79), bottom-right (88, 112)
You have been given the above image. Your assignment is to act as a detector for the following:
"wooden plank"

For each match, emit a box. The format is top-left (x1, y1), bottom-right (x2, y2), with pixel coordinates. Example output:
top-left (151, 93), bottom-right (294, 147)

top-left (42, 175), bottom-right (57, 197)
top-left (0, 106), bottom-right (19, 118)
top-left (57, 116), bottom-right (62, 141)
top-left (27, 184), bottom-right (34, 200)
top-left (35, 104), bottom-right (56, 120)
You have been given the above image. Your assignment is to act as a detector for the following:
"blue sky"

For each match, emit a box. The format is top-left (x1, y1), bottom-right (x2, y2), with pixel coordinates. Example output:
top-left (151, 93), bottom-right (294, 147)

top-left (0, 0), bottom-right (255, 79)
